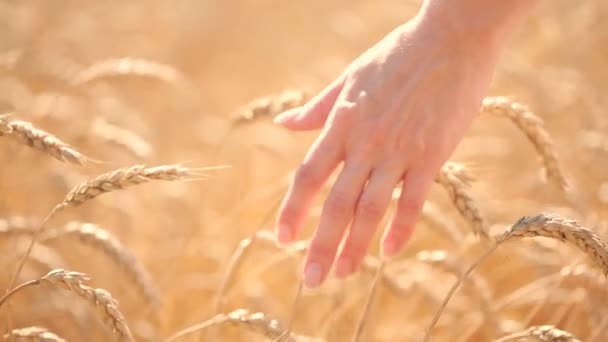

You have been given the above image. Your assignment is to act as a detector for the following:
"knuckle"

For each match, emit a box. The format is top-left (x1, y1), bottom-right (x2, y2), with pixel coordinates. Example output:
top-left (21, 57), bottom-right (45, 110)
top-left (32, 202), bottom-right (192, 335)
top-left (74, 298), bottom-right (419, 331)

top-left (356, 197), bottom-right (384, 219)
top-left (309, 241), bottom-right (337, 261)
top-left (399, 197), bottom-right (424, 215)
top-left (278, 204), bottom-right (297, 224)
top-left (325, 192), bottom-right (353, 217)
top-left (342, 239), bottom-right (366, 259)
top-left (294, 163), bottom-right (320, 187)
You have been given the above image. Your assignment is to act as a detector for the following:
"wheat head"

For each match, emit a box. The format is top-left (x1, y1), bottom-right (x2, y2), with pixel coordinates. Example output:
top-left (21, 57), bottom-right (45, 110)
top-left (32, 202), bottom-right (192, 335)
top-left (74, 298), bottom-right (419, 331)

top-left (0, 269), bottom-right (134, 341)
top-left (3, 326), bottom-right (66, 342)
top-left (481, 96), bottom-right (569, 192)
top-left (435, 162), bottom-right (488, 238)
top-left (42, 222), bottom-right (162, 310)
top-left (0, 115), bottom-right (89, 165)
top-left (232, 89), bottom-right (308, 125)
top-left (165, 308), bottom-right (321, 342)
top-left (494, 325), bottom-right (582, 342)
top-left (499, 214), bottom-right (608, 274)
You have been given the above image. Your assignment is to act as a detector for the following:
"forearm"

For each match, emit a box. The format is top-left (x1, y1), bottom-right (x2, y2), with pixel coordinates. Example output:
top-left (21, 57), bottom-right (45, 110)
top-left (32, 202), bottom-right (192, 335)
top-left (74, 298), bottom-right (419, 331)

top-left (417, 0), bottom-right (540, 51)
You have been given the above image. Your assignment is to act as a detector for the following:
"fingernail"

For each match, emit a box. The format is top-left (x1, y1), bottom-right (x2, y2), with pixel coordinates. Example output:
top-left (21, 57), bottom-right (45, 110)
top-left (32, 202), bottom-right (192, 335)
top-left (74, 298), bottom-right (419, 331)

top-left (304, 262), bottom-right (323, 288)
top-left (335, 258), bottom-right (353, 278)
top-left (273, 111), bottom-right (290, 124)
top-left (278, 225), bottom-right (293, 244)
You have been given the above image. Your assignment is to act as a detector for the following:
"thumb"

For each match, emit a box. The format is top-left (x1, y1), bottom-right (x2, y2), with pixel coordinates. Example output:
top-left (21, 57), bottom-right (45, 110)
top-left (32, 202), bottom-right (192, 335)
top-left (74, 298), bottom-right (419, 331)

top-left (274, 76), bottom-right (345, 130)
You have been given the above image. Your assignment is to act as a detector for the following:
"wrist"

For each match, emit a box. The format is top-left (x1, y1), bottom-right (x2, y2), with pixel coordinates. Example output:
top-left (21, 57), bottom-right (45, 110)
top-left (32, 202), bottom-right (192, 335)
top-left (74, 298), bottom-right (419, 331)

top-left (415, 0), bottom-right (538, 54)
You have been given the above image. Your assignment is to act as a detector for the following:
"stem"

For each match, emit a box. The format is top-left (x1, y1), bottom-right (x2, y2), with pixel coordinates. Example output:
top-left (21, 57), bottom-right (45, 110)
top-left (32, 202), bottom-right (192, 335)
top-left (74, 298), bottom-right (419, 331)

top-left (163, 314), bottom-right (228, 342)
top-left (0, 279), bottom-right (40, 308)
top-left (352, 261), bottom-right (385, 342)
top-left (7, 204), bottom-right (63, 291)
top-left (423, 239), bottom-right (504, 341)
top-left (493, 332), bottom-right (529, 342)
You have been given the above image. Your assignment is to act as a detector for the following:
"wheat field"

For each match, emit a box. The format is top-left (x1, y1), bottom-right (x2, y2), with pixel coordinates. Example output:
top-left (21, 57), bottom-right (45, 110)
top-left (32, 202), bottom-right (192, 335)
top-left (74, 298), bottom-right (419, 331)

top-left (1, 1), bottom-right (607, 341)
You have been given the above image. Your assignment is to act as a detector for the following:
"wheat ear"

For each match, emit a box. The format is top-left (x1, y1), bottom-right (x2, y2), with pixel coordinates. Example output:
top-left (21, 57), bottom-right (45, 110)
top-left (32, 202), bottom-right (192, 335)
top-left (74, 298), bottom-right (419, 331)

top-left (232, 90), bottom-right (307, 125)
top-left (0, 269), bottom-right (133, 341)
top-left (0, 114), bottom-right (90, 165)
top-left (9, 164), bottom-right (211, 301)
top-left (164, 309), bottom-right (320, 342)
top-left (424, 213), bottom-right (608, 341)
top-left (494, 325), bottom-right (581, 342)
top-left (435, 162), bottom-right (488, 238)
top-left (3, 326), bottom-right (66, 342)
top-left (70, 57), bottom-right (182, 85)
top-left (58, 164), bottom-right (209, 208)
top-left (481, 97), bottom-right (568, 192)
top-left (92, 118), bottom-right (152, 159)
top-left (42, 222), bottom-right (161, 310)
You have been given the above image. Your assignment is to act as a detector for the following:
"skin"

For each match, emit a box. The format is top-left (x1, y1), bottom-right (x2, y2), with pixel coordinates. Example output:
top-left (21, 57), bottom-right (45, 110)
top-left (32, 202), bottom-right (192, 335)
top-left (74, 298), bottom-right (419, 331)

top-left (274, 0), bottom-right (539, 289)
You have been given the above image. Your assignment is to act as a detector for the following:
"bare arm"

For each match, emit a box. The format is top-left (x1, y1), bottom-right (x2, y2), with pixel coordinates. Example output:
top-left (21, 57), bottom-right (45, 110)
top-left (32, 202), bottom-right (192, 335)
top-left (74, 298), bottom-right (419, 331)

top-left (275, 0), bottom-right (539, 289)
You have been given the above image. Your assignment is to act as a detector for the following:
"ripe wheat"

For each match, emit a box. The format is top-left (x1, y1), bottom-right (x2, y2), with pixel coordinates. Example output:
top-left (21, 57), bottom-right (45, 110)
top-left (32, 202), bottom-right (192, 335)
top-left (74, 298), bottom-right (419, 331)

top-left (3, 326), bottom-right (66, 342)
top-left (0, 114), bottom-right (89, 165)
top-left (0, 269), bottom-right (134, 341)
top-left (494, 325), bottom-right (581, 342)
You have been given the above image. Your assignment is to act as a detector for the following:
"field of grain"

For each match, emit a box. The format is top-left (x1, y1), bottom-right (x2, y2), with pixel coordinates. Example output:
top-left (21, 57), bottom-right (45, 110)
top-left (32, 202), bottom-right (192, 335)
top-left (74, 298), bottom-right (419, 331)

top-left (1, 1), bottom-right (607, 341)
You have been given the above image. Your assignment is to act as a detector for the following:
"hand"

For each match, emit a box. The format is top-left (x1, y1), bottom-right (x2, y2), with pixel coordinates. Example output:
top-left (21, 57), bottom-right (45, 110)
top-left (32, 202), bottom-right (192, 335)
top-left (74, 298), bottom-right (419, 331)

top-left (274, 9), bottom-right (509, 289)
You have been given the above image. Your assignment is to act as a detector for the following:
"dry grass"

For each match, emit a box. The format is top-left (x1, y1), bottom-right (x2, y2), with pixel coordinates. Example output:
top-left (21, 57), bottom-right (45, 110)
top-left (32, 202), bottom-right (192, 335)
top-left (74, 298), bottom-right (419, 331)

top-left (1, 1), bottom-right (607, 341)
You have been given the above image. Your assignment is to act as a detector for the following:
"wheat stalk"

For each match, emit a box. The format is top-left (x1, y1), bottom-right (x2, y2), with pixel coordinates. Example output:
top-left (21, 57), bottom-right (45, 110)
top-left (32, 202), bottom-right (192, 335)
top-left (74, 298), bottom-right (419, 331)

top-left (415, 250), bottom-right (499, 332)
top-left (3, 326), bottom-right (66, 342)
top-left (42, 221), bottom-right (162, 310)
top-left (0, 269), bottom-right (133, 341)
top-left (494, 325), bottom-right (582, 342)
top-left (434, 162), bottom-right (488, 238)
top-left (232, 90), bottom-right (308, 125)
top-left (481, 97), bottom-right (568, 192)
top-left (351, 261), bottom-right (385, 342)
top-left (0, 114), bottom-right (90, 165)
top-left (424, 213), bottom-right (608, 341)
top-left (215, 230), bottom-right (408, 312)
top-left (420, 202), bottom-right (463, 242)
top-left (70, 57), bottom-right (183, 85)
top-left (164, 309), bottom-right (321, 342)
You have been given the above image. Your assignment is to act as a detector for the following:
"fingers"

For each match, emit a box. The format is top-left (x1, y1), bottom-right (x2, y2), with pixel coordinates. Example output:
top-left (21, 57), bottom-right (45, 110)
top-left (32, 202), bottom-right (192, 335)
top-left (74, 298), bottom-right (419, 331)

top-left (273, 75), bottom-right (345, 130)
top-left (335, 166), bottom-right (402, 278)
top-left (276, 130), bottom-right (343, 244)
top-left (382, 164), bottom-right (436, 257)
top-left (303, 161), bottom-right (370, 288)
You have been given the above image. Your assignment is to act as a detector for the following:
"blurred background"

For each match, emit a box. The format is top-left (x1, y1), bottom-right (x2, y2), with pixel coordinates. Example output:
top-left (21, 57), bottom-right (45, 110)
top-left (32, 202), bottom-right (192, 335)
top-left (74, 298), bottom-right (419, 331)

top-left (0, 0), bottom-right (607, 341)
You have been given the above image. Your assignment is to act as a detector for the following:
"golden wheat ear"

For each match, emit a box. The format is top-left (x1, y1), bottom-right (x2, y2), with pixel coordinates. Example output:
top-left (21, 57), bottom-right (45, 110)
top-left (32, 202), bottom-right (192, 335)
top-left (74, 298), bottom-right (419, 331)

top-left (481, 96), bottom-right (569, 192)
top-left (494, 325), bottom-right (582, 342)
top-left (165, 309), bottom-right (320, 342)
top-left (3, 326), bottom-right (66, 342)
top-left (0, 114), bottom-right (94, 165)
top-left (0, 269), bottom-right (134, 341)
top-left (231, 89), bottom-right (308, 125)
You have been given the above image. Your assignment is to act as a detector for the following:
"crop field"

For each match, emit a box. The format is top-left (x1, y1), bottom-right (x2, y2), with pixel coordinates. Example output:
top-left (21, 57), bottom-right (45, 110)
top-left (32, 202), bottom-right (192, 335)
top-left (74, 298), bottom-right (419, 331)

top-left (0, 1), bottom-right (607, 341)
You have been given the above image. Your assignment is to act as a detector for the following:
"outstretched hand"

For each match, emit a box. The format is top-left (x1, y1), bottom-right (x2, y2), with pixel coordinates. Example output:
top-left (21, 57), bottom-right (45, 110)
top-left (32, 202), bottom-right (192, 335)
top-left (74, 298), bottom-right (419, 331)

top-left (274, 3), bottom-right (524, 289)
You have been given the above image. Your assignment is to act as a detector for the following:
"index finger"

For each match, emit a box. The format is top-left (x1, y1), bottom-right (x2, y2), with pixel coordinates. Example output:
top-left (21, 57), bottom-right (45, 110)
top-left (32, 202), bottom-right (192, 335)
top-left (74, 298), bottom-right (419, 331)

top-left (276, 130), bottom-right (343, 244)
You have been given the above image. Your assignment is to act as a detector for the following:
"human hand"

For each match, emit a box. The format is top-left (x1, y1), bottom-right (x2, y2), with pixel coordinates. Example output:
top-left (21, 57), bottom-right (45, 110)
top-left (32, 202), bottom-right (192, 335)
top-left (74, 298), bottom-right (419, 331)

top-left (274, 3), bottom-right (527, 289)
